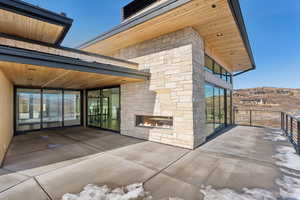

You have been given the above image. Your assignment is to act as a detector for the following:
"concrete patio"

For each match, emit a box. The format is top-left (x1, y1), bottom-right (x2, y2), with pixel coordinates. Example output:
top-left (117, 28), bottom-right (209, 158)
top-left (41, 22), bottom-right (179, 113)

top-left (0, 126), bottom-right (299, 200)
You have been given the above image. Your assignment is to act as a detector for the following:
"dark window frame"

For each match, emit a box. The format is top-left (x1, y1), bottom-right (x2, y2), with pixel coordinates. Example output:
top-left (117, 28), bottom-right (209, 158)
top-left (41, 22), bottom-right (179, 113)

top-left (204, 82), bottom-right (233, 137)
top-left (86, 85), bottom-right (121, 133)
top-left (204, 54), bottom-right (233, 84)
top-left (14, 85), bottom-right (82, 135)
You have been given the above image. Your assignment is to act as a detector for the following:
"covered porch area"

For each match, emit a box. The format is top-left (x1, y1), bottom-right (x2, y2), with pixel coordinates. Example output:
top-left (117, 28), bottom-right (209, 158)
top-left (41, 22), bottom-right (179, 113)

top-left (0, 40), bottom-right (150, 165)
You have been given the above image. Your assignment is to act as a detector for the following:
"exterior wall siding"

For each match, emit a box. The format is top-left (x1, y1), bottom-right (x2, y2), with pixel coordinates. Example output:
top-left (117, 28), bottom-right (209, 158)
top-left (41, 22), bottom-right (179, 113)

top-left (0, 69), bottom-right (13, 165)
top-left (113, 27), bottom-right (205, 149)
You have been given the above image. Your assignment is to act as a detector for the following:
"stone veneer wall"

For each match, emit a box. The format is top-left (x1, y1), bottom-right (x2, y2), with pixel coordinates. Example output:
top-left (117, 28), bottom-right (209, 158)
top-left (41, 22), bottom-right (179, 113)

top-left (112, 27), bottom-right (205, 149)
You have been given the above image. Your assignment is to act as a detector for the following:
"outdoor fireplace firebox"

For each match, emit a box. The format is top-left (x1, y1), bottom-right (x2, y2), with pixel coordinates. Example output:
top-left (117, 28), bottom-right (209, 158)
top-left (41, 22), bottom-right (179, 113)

top-left (136, 115), bottom-right (173, 129)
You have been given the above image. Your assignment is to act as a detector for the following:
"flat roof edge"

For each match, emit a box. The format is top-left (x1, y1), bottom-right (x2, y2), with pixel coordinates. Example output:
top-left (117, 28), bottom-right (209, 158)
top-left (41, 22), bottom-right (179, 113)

top-left (77, 0), bottom-right (191, 49)
top-left (0, 44), bottom-right (150, 80)
top-left (227, 0), bottom-right (256, 71)
top-left (0, 0), bottom-right (73, 45)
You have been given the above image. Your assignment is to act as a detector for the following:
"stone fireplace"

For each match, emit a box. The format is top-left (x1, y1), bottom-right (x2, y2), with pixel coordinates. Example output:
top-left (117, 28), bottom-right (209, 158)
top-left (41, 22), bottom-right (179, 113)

top-left (135, 115), bottom-right (173, 129)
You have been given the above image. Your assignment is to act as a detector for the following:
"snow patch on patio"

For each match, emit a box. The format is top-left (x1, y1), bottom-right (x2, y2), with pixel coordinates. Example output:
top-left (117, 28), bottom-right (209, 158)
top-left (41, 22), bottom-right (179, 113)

top-left (200, 186), bottom-right (276, 200)
top-left (62, 183), bottom-right (152, 200)
top-left (276, 175), bottom-right (300, 199)
top-left (264, 130), bottom-right (287, 142)
top-left (62, 183), bottom-right (183, 200)
top-left (274, 146), bottom-right (300, 171)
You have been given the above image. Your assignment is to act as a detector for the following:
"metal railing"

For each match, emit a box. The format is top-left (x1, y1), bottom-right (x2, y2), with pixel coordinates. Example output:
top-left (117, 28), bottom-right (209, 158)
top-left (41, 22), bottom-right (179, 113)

top-left (233, 108), bottom-right (300, 154)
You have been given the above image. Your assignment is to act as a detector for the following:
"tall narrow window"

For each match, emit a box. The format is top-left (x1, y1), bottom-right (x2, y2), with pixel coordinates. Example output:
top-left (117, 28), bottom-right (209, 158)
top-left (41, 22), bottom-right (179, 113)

top-left (205, 84), bottom-right (214, 136)
top-left (42, 89), bottom-right (63, 128)
top-left (214, 86), bottom-right (220, 130)
top-left (64, 91), bottom-right (81, 126)
top-left (16, 88), bottom-right (41, 131)
top-left (204, 55), bottom-right (214, 73)
top-left (220, 88), bottom-right (225, 127)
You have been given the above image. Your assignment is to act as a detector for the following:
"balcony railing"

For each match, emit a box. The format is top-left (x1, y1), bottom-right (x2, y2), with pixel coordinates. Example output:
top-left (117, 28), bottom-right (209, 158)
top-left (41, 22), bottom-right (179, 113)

top-left (233, 108), bottom-right (300, 155)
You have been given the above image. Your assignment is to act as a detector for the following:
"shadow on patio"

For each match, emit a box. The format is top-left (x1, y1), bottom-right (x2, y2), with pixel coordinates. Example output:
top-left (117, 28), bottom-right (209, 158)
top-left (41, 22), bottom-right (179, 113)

top-left (1, 127), bottom-right (145, 175)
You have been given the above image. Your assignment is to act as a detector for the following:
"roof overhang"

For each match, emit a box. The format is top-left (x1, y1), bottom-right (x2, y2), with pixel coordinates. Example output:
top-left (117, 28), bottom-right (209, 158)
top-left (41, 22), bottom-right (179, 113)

top-left (79, 0), bottom-right (255, 73)
top-left (0, 0), bottom-right (73, 45)
top-left (0, 44), bottom-right (150, 89)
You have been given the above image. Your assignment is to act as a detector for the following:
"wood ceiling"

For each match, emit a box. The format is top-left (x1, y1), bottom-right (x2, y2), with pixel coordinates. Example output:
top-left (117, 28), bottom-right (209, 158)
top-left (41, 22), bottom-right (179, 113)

top-left (0, 9), bottom-right (64, 44)
top-left (82, 0), bottom-right (253, 72)
top-left (0, 61), bottom-right (144, 89)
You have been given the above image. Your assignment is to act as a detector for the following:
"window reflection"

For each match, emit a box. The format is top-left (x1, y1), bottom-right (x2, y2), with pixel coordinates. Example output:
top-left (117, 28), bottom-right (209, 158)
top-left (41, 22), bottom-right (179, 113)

top-left (204, 54), bottom-right (232, 83)
top-left (16, 88), bottom-right (81, 133)
top-left (205, 83), bottom-right (232, 136)
top-left (42, 90), bottom-right (63, 128)
top-left (87, 87), bottom-right (120, 132)
top-left (64, 91), bottom-right (81, 126)
top-left (16, 88), bottom-right (41, 131)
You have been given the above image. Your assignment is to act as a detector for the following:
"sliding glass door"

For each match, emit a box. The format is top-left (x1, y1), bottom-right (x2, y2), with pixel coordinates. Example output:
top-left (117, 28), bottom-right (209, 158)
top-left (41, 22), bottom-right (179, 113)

top-left (87, 87), bottom-right (120, 132)
top-left (16, 88), bottom-right (41, 131)
top-left (42, 90), bottom-right (63, 128)
top-left (15, 87), bottom-right (82, 134)
top-left (205, 83), bottom-right (232, 137)
top-left (64, 91), bottom-right (81, 126)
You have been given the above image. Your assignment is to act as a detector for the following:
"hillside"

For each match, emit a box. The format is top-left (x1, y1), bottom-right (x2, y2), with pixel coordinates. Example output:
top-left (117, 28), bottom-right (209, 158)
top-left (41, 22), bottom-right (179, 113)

top-left (233, 87), bottom-right (300, 114)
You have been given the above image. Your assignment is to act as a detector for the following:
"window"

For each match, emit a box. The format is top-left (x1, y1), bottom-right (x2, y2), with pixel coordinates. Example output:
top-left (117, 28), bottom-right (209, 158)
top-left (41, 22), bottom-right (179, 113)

top-left (87, 87), bottom-right (120, 132)
top-left (204, 55), bottom-right (214, 73)
top-left (226, 90), bottom-right (232, 125)
top-left (204, 83), bottom-right (232, 136)
top-left (205, 84), bottom-right (214, 136)
top-left (214, 63), bottom-right (222, 78)
top-left (204, 54), bottom-right (232, 83)
top-left (15, 87), bottom-right (82, 133)
top-left (221, 69), bottom-right (227, 81)
top-left (64, 91), bottom-right (81, 126)
top-left (16, 88), bottom-right (41, 131)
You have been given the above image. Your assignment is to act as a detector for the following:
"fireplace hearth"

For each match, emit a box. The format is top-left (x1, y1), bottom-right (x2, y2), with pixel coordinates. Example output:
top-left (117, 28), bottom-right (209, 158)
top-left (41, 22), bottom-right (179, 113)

top-left (136, 115), bottom-right (173, 129)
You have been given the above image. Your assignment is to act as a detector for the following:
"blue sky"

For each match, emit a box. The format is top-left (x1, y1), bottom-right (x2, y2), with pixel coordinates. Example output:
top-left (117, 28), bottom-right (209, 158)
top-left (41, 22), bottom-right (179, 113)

top-left (25, 0), bottom-right (300, 89)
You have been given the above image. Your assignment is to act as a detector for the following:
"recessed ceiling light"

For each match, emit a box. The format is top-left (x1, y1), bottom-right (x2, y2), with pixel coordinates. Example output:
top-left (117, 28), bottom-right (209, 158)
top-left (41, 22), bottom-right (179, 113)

top-left (216, 33), bottom-right (224, 37)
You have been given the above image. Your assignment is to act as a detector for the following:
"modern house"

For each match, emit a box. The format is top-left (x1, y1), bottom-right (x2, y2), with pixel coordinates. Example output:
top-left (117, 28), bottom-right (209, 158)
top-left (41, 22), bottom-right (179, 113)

top-left (0, 0), bottom-right (255, 164)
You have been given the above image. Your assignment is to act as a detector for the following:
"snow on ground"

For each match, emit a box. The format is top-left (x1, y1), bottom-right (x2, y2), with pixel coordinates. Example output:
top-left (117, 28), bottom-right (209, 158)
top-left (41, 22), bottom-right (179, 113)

top-left (199, 129), bottom-right (300, 200)
top-left (62, 183), bottom-right (183, 200)
top-left (274, 146), bottom-right (300, 171)
top-left (62, 183), bottom-right (152, 200)
top-left (200, 186), bottom-right (276, 200)
top-left (276, 175), bottom-right (300, 199)
top-left (264, 130), bottom-right (287, 142)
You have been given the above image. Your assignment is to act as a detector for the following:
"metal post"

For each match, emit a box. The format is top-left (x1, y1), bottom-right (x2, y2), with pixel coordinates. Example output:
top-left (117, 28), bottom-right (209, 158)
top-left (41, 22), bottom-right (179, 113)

top-left (250, 110), bottom-right (252, 126)
top-left (233, 108), bottom-right (236, 125)
top-left (286, 115), bottom-right (288, 135)
top-left (291, 116), bottom-right (293, 135)
top-left (297, 121), bottom-right (300, 155)
top-left (281, 112), bottom-right (284, 130)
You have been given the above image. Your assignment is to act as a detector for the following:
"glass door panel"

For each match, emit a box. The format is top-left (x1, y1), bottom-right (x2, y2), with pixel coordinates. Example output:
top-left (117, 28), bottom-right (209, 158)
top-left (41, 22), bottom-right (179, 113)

top-left (16, 88), bottom-right (41, 131)
top-left (42, 90), bottom-right (63, 128)
top-left (87, 90), bottom-right (101, 127)
top-left (64, 91), bottom-right (81, 126)
top-left (101, 88), bottom-right (120, 131)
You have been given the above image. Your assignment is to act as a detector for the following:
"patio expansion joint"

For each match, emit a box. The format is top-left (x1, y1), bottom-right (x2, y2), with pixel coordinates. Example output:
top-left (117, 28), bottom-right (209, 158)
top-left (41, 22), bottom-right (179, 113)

top-left (33, 177), bottom-right (53, 200)
top-left (143, 150), bottom-right (192, 185)
top-left (0, 177), bottom-right (31, 194)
